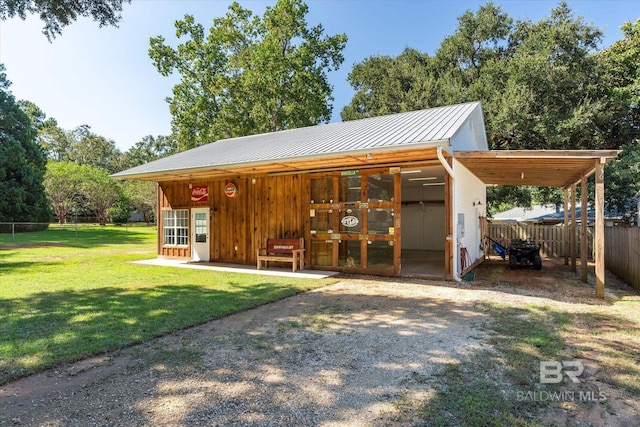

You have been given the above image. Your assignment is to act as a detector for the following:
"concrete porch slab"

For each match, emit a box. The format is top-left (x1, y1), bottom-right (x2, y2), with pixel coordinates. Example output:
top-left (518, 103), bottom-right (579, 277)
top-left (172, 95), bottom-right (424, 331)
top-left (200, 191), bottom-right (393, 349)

top-left (133, 258), bottom-right (340, 279)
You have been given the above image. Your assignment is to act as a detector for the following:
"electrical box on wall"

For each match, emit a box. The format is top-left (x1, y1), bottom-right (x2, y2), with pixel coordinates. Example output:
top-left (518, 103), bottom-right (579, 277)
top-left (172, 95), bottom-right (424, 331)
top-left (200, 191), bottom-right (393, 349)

top-left (457, 213), bottom-right (465, 238)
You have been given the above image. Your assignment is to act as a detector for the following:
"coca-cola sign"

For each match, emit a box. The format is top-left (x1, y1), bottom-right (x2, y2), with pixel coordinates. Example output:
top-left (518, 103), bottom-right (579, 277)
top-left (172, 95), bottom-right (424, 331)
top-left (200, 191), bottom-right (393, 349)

top-left (191, 185), bottom-right (208, 203)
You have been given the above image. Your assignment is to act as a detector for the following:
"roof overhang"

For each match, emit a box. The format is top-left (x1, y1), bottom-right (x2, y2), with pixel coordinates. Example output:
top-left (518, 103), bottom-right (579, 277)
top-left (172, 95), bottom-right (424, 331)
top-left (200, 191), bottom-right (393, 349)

top-left (454, 150), bottom-right (621, 188)
top-left (113, 144), bottom-right (447, 182)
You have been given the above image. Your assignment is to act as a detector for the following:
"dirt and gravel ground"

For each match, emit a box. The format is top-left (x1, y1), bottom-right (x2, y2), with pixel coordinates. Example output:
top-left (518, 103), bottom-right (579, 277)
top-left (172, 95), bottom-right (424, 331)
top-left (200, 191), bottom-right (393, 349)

top-left (0, 259), bottom-right (637, 426)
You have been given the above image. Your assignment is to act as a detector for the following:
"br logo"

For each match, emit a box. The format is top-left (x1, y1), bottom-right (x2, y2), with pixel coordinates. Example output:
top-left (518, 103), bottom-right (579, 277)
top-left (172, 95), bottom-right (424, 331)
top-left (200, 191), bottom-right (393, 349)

top-left (539, 361), bottom-right (584, 384)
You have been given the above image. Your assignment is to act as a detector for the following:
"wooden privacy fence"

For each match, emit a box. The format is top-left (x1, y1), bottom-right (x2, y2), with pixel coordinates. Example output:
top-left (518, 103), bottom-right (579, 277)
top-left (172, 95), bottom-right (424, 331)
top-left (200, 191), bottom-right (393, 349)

top-left (605, 227), bottom-right (640, 292)
top-left (487, 223), bottom-right (593, 259)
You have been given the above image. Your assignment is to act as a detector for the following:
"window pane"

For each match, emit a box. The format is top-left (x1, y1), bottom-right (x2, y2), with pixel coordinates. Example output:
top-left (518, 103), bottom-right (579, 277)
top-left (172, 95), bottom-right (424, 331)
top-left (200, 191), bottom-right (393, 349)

top-left (195, 211), bottom-right (207, 243)
top-left (367, 240), bottom-right (394, 271)
top-left (338, 240), bottom-right (361, 268)
top-left (163, 211), bottom-right (173, 227)
top-left (310, 210), bottom-right (333, 234)
top-left (339, 175), bottom-right (361, 202)
top-left (195, 212), bottom-right (207, 234)
top-left (177, 210), bottom-right (188, 227)
top-left (310, 240), bottom-right (333, 266)
top-left (310, 178), bottom-right (334, 204)
top-left (368, 209), bottom-right (394, 234)
top-left (368, 174), bottom-right (394, 202)
top-left (177, 227), bottom-right (188, 246)
top-left (164, 227), bottom-right (175, 246)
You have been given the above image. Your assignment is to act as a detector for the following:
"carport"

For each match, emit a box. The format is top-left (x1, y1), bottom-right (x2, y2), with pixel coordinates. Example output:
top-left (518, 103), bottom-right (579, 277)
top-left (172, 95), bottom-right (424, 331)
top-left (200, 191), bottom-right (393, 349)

top-left (455, 150), bottom-right (620, 299)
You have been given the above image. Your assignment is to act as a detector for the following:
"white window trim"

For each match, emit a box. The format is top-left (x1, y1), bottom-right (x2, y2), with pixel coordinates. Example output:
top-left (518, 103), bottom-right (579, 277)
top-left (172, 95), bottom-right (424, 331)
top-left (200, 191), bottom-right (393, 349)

top-left (162, 209), bottom-right (189, 247)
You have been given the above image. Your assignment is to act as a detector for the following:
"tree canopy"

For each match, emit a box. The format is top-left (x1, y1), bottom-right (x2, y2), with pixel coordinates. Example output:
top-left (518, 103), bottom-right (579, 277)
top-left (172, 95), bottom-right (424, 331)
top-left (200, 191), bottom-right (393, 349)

top-left (0, 0), bottom-right (130, 40)
top-left (0, 65), bottom-right (51, 222)
top-left (149, 0), bottom-right (347, 150)
top-left (341, 2), bottom-right (639, 216)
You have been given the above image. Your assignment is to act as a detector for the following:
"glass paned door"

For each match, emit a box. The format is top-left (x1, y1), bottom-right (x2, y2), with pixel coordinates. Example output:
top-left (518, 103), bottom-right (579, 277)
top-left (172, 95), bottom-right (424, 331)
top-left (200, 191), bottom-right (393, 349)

top-left (191, 208), bottom-right (210, 261)
top-left (309, 170), bottom-right (398, 274)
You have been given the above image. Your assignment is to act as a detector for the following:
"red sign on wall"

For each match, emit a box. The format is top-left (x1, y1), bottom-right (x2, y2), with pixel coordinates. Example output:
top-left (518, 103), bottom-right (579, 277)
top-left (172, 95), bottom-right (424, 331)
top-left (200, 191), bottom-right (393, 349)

top-left (191, 185), bottom-right (209, 203)
top-left (224, 182), bottom-right (237, 198)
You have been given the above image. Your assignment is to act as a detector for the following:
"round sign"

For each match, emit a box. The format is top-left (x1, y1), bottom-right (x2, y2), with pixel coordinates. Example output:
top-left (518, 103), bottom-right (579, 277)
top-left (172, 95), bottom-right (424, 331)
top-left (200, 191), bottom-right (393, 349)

top-left (341, 215), bottom-right (359, 228)
top-left (224, 182), bottom-right (237, 197)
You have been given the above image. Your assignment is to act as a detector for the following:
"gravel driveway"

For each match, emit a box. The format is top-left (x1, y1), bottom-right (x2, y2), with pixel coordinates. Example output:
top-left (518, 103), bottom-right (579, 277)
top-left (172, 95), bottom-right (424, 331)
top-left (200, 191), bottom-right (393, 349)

top-left (0, 278), bottom-right (491, 426)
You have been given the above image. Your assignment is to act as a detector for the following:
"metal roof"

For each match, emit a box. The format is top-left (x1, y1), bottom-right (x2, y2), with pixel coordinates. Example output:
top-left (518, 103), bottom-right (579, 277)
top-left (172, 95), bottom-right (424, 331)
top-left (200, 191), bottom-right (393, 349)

top-left (113, 102), bottom-right (482, 179)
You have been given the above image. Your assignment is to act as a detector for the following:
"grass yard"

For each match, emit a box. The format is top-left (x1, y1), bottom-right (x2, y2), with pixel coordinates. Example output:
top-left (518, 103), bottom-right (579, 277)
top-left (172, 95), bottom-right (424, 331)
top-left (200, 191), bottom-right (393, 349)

top-left (0, 225), bottom-right (336, 385)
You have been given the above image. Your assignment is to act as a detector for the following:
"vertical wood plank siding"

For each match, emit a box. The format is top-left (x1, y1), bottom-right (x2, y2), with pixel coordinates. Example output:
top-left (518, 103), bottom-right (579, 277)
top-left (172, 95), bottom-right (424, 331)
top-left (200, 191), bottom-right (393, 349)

top-left (488, 223), bottom-right (594, 259)
top-left (605, 227), bottom-right (640, 292)
top-left (158, 175), bottom-right (306, 263)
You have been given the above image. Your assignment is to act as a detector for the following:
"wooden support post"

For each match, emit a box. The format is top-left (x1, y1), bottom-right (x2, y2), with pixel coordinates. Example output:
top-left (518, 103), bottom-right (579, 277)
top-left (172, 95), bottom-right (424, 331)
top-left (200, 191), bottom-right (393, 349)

top-left (571, 184), bottom-right (577, 273)
top-left (393, 171), bottom-right (401, 275)
top-left (444, 173), bottom-right (454, 280)
top-left (564, 187), bottom-right (569, 265)
top-left (581, 175), bottom-right (588, 283)
top-left (595, 160), bottom-right (605, 298)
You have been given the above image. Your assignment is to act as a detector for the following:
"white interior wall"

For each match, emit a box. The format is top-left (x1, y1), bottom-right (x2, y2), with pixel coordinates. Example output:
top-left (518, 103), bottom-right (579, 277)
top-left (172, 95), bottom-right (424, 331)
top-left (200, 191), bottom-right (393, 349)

top-left (401, 184), bottom-right (445, 251)
top-left (401, 205), bottom-right (445, 250)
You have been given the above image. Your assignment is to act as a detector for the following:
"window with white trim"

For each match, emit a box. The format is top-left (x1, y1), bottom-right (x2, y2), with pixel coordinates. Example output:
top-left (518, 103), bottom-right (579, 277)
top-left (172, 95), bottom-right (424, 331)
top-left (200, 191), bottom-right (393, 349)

top-left (162, 209), bottom-right (189, 246)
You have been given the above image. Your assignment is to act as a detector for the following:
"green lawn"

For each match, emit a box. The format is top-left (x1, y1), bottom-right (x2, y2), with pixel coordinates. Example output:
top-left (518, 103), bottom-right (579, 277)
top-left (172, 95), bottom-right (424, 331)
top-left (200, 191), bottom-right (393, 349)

top-left (0, 224), bottom-right (335, 385)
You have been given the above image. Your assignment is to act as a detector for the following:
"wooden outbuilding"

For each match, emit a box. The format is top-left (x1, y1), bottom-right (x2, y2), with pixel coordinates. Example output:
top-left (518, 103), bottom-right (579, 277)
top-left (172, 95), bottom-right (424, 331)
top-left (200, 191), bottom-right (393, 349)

top-left (114, 102), bottom-right (618, 295)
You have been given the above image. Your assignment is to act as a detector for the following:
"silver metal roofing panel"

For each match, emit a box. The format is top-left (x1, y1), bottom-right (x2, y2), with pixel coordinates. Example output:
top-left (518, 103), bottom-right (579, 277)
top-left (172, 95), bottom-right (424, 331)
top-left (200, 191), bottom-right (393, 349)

top-left (113, 102), bottom-right (482, 178)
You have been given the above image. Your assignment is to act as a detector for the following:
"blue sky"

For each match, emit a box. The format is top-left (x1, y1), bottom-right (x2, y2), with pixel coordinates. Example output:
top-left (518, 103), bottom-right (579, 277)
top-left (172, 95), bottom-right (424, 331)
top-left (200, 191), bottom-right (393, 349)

top-left (1, 0), bottom-right (638, 152)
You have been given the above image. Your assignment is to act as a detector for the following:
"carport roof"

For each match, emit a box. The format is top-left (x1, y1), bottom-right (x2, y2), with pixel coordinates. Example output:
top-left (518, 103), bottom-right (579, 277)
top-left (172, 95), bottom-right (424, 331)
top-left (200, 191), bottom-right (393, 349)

top-left (454, 150), bottom-right (620, 188)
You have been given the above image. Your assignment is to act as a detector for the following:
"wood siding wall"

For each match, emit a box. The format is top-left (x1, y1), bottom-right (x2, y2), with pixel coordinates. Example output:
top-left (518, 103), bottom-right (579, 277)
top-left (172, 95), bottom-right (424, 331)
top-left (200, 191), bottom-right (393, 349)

top-left (605, 227), bottom-right (640, 292)
top-left (488, 223), bottom-right (594, 259)
top-left (158, 175), bottom-right (305, 263)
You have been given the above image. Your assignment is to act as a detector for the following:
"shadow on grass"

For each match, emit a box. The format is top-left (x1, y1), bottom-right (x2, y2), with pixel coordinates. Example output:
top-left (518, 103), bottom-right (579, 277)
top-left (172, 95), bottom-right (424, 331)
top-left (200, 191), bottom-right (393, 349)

top-left (0, 256), bottom-right (63, 274)
top-left (0, 281), bottom-right (303, 385)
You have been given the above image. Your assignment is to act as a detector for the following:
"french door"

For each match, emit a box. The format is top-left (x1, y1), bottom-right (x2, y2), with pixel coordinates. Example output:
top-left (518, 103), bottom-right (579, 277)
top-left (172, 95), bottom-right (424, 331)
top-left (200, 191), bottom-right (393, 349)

top-left (308, 169), bottom-right (400, 274)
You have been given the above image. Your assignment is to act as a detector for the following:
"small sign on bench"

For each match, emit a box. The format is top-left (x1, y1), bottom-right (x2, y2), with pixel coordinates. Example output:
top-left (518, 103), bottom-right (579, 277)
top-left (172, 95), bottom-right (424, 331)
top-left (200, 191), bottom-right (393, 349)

top-left (256, 238), bottom-right (305, 272)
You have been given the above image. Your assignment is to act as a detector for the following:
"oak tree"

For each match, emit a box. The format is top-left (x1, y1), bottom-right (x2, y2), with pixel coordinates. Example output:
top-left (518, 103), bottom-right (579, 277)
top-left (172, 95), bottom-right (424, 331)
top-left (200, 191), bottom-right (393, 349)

top-left (0, 0), bottom-right (130, 40)
top-left (149, 0), bottom-right (347, 150)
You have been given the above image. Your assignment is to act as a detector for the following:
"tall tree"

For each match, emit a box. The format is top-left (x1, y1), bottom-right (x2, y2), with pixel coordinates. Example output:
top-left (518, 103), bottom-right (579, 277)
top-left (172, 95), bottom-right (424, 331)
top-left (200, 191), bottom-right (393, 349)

top-left (79, 164), bottom-right (122, 226)
top-left (341, 2), bottom-right (627, 210)
top-left (597, 18), bottom-right (640, 144)
top-left (599, 19), bottom-right (640, 220)
top-left (341, 48), bottom-right (436, 121)
top-left (37, 119), bottom-right (73, 161)
top-left (0, 0), bottom-right (130, 40)
top-left (43, 161), bottom-right (83, 224)
top-left (491, 3), bottom-right (605, 150)
top-left (122, 180), bottom-right (157, 224)
top-left (0, 65), bottom-right (51, 223)
top-left (604, 141), bottom-right (640, 223)
top-left (122, 134), bottom-right (179, 169)
top-left (67, 125), bottom-right (123, 173)
top-left (149, 0), bottom-right (347, 150)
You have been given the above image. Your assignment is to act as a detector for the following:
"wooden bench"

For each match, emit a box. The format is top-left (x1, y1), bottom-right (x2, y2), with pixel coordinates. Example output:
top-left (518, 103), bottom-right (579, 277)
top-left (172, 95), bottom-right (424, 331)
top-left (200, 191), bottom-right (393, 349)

top-left (256, 238), bottom-right (305, 272)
